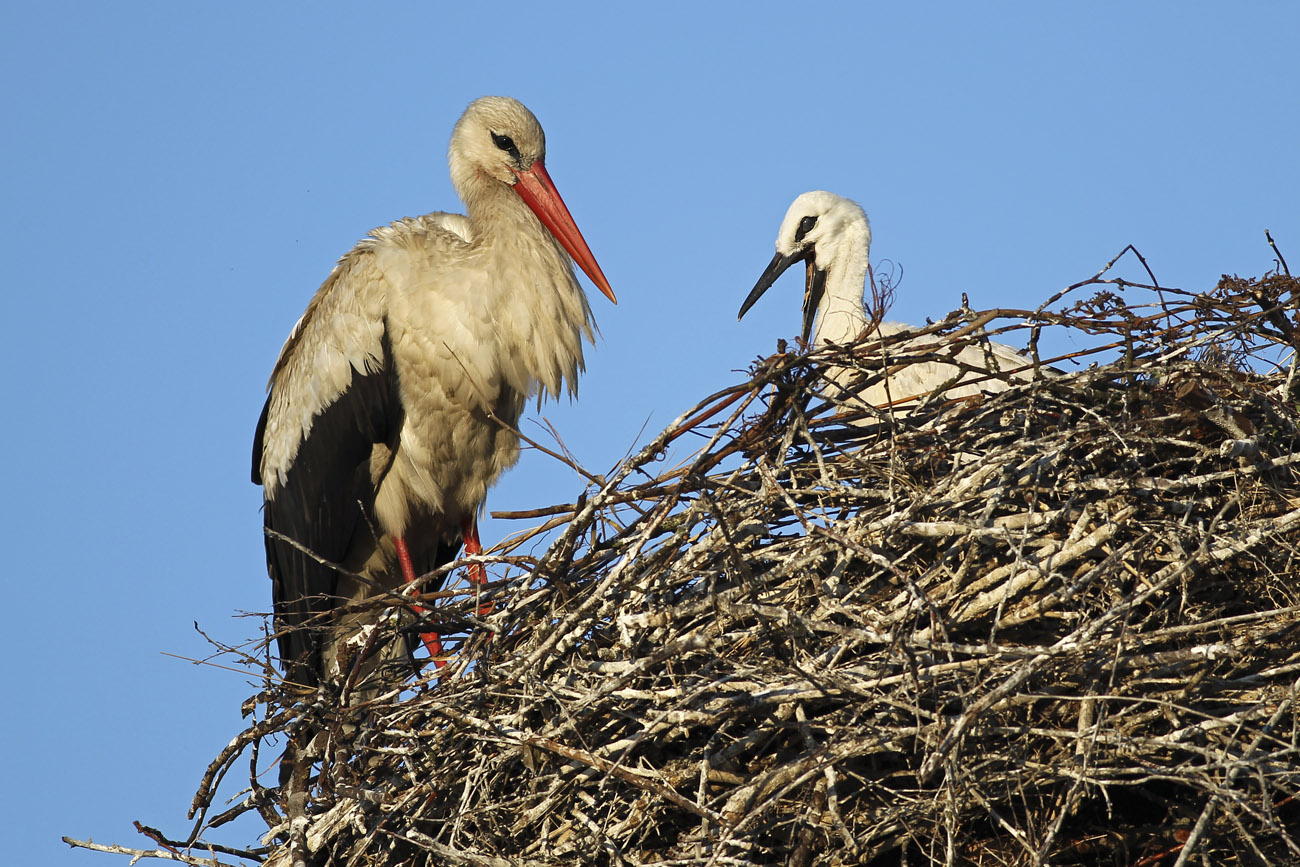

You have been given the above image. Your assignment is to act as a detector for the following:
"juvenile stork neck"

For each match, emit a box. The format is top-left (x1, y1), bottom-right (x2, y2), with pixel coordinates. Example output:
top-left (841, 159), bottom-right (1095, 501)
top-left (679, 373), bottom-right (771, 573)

top-left (813, 228), bottom-right (871, 347)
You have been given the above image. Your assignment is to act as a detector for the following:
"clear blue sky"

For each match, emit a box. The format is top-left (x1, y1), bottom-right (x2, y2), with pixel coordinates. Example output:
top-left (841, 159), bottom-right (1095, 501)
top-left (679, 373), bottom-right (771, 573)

top-left (4, 3), bottom-right (1297, 863)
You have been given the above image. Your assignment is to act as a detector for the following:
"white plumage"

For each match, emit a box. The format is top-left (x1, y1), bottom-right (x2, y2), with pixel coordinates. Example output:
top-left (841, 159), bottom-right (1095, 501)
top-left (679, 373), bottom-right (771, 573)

top-left (252, 97), bottom-right (615, 686)
top-left (739, 191), bottom-right (1042, 409)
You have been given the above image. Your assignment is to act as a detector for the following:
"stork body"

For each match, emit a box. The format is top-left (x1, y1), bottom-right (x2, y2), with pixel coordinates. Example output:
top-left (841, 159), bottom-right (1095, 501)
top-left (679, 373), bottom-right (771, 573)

top-left (252, 97), bottom-right (615, 687)
top-left (739, 191), bottom-right (1039, 407)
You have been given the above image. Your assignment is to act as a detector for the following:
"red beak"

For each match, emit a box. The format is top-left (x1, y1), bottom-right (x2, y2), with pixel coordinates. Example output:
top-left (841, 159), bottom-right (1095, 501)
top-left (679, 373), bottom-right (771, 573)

top-left (511, 160), bottom-right (617, 304)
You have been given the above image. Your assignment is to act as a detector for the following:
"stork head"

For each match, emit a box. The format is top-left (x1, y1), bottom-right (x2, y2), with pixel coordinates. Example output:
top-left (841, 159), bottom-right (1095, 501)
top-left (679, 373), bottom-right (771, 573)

top-left (450, 96), bottom-right (547, 188)
top-left (737, 191), bottom-right (871, 343)
top-left (449, 96), bottom-right (616, 303)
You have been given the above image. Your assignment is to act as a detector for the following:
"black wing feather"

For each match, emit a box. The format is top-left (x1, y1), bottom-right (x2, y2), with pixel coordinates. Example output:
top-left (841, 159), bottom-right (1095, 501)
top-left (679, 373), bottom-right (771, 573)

top-left (255, 328), bottom-right (403, 686)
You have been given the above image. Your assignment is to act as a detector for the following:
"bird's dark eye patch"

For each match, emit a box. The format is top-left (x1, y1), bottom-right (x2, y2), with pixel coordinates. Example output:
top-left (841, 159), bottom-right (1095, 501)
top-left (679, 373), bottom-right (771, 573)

top-left (491, 132), bottom-right (521, 161)
top-left (795, 215), bottom-right (818, 243)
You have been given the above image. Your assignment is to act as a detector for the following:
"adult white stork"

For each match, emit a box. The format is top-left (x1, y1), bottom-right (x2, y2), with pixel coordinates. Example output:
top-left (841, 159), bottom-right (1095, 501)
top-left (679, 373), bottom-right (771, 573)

top-left (252, 96), bottom-right (616, 689)
top-left (738, 190), bottom-right (1041, 407)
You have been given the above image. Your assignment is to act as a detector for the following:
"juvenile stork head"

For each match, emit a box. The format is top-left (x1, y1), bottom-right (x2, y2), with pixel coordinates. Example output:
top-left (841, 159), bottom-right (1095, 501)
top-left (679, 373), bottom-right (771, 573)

top-left (738, 191), bottom-right (872, 345)
top-left (449, 96), bottom-right (616, 303)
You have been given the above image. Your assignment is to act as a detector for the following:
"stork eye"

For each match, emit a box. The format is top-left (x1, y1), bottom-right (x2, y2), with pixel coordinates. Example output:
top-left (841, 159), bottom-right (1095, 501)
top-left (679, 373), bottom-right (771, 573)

top-left (795, 215), bottom-right (818, 243)
top-left (491, 132), bottom-right (519, 157)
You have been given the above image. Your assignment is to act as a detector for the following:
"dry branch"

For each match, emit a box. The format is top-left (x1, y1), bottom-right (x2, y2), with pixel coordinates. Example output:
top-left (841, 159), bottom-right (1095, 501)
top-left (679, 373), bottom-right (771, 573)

top-left (70, 262), bottom-right (1300, 866)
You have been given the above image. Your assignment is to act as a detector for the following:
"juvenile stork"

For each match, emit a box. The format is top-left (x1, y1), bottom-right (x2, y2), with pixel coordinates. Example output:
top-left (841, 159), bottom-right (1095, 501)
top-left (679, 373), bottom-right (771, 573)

top-left (738, 190), bottom-right (1040, 407)
top-left (252, 96), bottom-right (616, 688)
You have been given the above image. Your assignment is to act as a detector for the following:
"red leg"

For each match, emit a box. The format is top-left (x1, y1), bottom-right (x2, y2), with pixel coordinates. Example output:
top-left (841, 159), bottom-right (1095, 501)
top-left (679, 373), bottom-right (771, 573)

top-left (460, 516), bottom-right (495, 621)
top-left (394, 535), bottom-right (446, 668)
top-left (460, 516), bottom-right (488, 586)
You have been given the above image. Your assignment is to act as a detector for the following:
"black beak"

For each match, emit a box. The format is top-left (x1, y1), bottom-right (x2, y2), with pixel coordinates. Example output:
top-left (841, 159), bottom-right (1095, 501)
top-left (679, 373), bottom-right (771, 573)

top-left (800, 258), bottom-right (827, 345)
top-left (737, 247), bottom-right (826, 345)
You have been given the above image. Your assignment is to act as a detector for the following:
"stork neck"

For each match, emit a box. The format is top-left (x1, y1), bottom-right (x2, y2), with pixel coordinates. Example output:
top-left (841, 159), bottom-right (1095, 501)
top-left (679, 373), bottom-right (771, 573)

top-left (448, 170), bottom-right (592, 403)
top-left (814, 241), bottom-right (871, 347)
top-left (458, 177), bottom-right (571, 287)
top-left (462, 178), bottom-right (537, 243)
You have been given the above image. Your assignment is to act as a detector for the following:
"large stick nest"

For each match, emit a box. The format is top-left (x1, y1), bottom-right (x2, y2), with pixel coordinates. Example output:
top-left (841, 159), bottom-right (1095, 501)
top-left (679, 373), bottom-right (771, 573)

top-left (77, 254), bottom-right (1300, 866)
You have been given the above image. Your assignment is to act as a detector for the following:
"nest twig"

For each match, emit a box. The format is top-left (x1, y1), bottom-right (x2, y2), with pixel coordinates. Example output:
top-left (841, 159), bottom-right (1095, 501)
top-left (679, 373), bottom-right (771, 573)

top-left (69, 255), bottom-right (1300, 866)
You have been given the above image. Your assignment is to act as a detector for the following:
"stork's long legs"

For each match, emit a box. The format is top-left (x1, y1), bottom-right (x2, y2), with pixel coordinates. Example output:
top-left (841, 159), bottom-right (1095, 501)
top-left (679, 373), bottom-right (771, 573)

top-left (394, 535), bottom-right (447, 667)
top-left (460, 516), bottom-right (488, 588)
top-left (396, 523), bottom-right (490, 671)
top-left (461, 516), bottom-right (496, 630)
